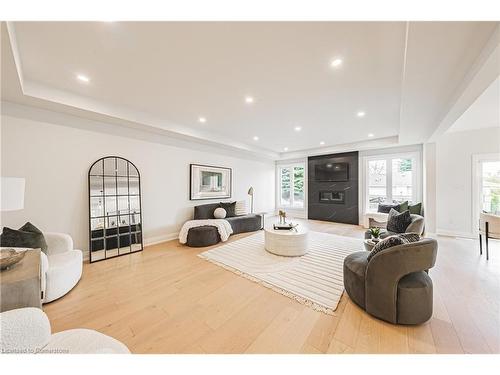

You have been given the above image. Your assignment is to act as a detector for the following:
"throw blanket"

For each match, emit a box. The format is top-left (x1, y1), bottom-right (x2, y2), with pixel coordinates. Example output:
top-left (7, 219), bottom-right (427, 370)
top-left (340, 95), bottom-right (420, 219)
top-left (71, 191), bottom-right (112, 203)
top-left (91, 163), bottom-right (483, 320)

top-left (179, 219), bottom-right (233, 244)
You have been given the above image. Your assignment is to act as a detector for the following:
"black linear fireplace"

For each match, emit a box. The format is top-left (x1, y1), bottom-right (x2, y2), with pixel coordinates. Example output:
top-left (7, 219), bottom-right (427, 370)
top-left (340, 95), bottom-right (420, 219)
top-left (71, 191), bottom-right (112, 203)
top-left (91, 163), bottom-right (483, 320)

top-left (308, 151), bottom-right (359, 224)
top-left (319, 190), bottom-right (345, 204)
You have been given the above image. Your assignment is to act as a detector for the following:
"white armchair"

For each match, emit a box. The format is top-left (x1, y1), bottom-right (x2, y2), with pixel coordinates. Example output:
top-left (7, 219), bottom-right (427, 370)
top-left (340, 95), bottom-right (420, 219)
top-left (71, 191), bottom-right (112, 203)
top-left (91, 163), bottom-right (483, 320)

top-left (0, 308), bottom-right (130, 354)
top-left (479, 213), bottom-right (500, 260)
top-left (41, 232), bottom-right (83, 303)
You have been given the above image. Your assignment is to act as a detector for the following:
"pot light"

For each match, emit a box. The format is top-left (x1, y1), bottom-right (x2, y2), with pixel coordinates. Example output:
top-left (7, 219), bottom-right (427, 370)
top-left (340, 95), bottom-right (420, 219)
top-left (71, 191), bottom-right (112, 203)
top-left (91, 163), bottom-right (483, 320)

top-left (253, 136), bottom-right (259, 141)
top-left (330, 58), bottom-right (343, 68)
top-left (76, 74), bottom-right (90, 83)
top-left (283, 147), bottom-right (289, 151)
top-left (245, 96), bottom-right (255, 104)
top-left (319, 141), bottom-right (325, 146)
top-left (294, 126), bottom-right (302, 132)
top-left (357, 111), bottom-right (366, 118)
top-left (368, 133), bottom-right (374, 138)
top-left (198, 117), bottom-right (207, 123)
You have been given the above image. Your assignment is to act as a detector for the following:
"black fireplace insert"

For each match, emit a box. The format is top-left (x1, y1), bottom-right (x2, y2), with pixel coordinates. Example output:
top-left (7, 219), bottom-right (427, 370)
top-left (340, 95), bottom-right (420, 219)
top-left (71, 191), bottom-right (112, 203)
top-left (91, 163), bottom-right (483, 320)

top-left (319, 190), bottom-right (345, 204)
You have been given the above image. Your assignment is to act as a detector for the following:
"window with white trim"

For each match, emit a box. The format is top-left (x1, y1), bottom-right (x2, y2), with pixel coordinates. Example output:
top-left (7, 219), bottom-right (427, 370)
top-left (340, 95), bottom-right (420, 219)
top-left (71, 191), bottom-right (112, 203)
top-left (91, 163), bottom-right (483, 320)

top-left (363, 152), bottom-right (421, 213)
top-left (278, 164), bottom-right (305, 209)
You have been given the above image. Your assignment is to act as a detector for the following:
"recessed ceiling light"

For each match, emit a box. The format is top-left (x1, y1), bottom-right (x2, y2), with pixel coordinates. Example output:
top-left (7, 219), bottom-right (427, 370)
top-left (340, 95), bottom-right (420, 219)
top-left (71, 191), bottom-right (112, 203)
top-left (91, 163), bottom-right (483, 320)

top-left (253, 136), bottom-right (259, 141)
top-left (198, 117), bottom-right (207, 123)
top-left (319, 141), bottom-right (325, 146)
top-left (283, 147), bottom-right (289, 151)
top-left (245, 96), bottom-right (255, 104)
top-left (76, 74), bottom-right (90, 83)
top-left (294, 126), bottom-right (302, 132)
top-left (330, 58), bottom-right (343, 68)
top-left (368, 133), bottom-right (374, 138)
top-left (357, 111), bottom-right (366, 118)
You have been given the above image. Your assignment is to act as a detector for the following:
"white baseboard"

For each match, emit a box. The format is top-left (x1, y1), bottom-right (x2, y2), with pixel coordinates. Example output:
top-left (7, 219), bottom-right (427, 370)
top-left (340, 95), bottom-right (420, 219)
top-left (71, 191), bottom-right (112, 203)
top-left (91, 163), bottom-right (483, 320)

top-left (436, 229), bottom-right (476, 239)
top-left (82, 232), bottom-right (179, 262)
top-left (144, 232), bottom-right (179, 247)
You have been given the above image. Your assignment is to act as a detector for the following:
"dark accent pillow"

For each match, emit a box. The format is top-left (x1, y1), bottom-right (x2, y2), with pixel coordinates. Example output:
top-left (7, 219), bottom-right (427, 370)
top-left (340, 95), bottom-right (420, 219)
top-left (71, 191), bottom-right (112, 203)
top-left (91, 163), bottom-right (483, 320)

top-left (398, 201), bottom-right (409, 213)
top-left (0, 222), bottom-right (48, 254)
top-left (409, 203), bottom-right (422, 215)
top-left (367, 232), bottom-right (421, 261)
top-left (219, 201), bottom-right (236, 218)
top-left (193, 203), bottom-right (220, 220)
top-left (386, 208), bottom-right (412, 233)
top-left (377, 202), bottom-right (400, 214)
top-left (398, 232), bottom-right (421, 243)
top-left (367, 235), bottom-right (406, 261)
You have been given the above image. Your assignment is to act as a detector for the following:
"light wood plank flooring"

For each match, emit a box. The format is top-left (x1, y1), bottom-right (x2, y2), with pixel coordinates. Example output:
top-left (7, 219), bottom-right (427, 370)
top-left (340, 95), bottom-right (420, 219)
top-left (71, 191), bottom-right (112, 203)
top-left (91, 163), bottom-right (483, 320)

top-left (43, 219), bottom-right (500, 353)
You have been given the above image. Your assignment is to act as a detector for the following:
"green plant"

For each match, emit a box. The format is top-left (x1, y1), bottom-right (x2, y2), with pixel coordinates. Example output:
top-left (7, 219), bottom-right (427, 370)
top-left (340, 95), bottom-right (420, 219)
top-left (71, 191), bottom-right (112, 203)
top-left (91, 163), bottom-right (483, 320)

top-left (369, 227), bottom-right (381, 238)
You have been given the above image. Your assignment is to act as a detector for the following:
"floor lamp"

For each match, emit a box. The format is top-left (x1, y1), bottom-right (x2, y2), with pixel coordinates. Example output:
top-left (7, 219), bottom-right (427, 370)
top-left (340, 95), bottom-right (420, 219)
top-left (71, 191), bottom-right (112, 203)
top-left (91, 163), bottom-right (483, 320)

top-left (247, 187), bottom-right (254, 213)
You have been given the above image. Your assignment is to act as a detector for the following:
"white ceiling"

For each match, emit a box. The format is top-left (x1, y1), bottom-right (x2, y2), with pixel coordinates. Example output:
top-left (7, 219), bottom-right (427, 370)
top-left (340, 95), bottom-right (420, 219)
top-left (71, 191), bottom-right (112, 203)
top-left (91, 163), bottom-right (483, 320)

top-left (448, 76), bottom-right (500, 132)
top-left (1, 21), bottom-right (499, 158)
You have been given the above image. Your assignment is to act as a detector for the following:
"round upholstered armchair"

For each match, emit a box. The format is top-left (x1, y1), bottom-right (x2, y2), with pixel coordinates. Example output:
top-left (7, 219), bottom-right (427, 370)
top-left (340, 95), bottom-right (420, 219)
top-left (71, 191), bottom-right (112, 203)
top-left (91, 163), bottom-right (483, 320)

top-left (343, 238), bottom-right (438, 325)
top-left (479, 212), bottom-right (500, 260)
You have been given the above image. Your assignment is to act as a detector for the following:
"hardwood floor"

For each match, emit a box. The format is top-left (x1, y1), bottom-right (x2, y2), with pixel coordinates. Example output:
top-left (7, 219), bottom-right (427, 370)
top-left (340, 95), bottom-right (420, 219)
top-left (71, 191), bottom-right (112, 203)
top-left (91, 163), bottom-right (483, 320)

top-left (43, 218), bottom-right (500, 354)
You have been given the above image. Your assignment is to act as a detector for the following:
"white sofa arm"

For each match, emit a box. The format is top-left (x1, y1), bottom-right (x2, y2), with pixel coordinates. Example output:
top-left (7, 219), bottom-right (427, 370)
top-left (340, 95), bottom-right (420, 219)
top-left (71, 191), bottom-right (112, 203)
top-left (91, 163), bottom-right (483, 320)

top-left (44, 232), bottom-right (73, 255)
top-left (0, 308), bottom-right (51, 353)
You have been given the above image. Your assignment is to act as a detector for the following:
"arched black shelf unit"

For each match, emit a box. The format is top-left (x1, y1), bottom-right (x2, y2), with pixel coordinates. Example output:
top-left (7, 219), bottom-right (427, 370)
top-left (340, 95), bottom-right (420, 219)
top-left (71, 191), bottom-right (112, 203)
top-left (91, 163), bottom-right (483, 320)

top-left (88, 156), bottom-right (143, 263)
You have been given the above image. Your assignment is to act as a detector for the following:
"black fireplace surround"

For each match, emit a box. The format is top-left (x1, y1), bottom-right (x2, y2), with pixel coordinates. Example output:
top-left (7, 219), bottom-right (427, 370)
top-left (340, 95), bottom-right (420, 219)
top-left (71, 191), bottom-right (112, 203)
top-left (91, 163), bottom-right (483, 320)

top-left (308, 151), bottom-right (359, 225)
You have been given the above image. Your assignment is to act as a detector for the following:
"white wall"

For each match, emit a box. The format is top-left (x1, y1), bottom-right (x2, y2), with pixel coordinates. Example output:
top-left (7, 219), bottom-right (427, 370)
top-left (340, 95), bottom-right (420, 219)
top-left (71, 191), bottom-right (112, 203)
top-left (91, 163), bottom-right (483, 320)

top-left (436, 127), bottom-right (500, 237)
top-left (423, 143), bottom-right (437, 234)
top-left (1, 112), bottom-right (275, 258)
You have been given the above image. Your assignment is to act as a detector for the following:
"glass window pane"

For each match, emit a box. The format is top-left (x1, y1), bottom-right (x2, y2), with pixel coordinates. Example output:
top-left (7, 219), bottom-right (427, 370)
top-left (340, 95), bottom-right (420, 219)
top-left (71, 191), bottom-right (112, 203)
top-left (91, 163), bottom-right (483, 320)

top-left (104, 177), bottom-right (117, 196)
top-left (90, 197), bottom-right (104, 218)
top-left (117, 158), bottom-right (128, 177)
top-left (129, 177), bottom-right (140, 195)
top-left (104, 158), bottom-right (116, 176)
top-left (368, 160), bottom-right (387, 211)
top-left (280, 167), bottom-right (291, 206)
top-left (482, 161), bottom-right (500, 215)
top-left (105, 196), bottom-right (117, 216)
top-left (293, 166), bottom-right (305, 208)
top-left (89, 176), bottom-right (103, 196)
top-left (130, 196), bottom-right (140, 213)
top-left (117, 177), bottom-right (128, 195)
top-left (392, 158), bottom-right (413, 204)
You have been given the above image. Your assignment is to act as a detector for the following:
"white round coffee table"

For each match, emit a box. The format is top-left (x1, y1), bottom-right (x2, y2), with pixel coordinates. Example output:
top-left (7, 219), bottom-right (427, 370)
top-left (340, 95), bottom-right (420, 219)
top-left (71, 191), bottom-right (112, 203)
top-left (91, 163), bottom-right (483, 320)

top-left (264, 226), bottom-right (309, 257)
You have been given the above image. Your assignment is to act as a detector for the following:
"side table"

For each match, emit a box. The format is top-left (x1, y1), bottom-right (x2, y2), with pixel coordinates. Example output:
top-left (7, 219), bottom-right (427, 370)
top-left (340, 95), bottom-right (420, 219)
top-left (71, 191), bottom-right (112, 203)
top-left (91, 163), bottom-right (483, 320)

top-left (0, 248), bottom-right (42, 312)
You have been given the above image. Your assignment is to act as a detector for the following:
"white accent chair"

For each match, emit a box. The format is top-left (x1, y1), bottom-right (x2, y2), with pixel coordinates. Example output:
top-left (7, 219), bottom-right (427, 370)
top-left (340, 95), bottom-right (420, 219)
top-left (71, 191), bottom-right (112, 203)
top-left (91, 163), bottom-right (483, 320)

top-left (479, 212), bottom-right (500, 260)
top-left (41, 233), bottom-right (83, 303)
top-left (0, 307), bottom-right (130, 354)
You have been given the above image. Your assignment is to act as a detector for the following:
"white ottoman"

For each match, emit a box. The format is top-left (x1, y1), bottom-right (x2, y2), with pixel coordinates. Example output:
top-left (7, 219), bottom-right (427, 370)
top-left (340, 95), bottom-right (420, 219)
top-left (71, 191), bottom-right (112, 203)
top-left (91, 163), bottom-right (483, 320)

top-left (264, 226), bottom-right (309, 256)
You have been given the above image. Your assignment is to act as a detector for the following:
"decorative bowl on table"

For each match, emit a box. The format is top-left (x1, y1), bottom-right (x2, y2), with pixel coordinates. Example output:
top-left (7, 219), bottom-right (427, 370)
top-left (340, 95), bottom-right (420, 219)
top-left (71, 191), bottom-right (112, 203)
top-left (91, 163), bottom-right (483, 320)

top-left (0, 248), bottom-right (27, 271)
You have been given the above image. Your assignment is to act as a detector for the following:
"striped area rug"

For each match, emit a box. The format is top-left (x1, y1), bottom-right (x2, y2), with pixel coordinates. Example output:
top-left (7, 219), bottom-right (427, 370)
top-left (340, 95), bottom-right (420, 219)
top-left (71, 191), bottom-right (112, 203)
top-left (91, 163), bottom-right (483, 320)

top-left (198, 231), bottom-right (363, 314)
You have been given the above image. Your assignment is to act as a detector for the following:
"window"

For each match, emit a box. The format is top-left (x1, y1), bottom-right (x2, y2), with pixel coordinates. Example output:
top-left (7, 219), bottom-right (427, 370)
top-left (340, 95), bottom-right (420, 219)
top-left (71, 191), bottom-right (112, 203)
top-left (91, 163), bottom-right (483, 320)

top-left (481, 161), bottom-right (500, 215)
top-left (278, 164), bottom-right (305, 209)
top-left (473, 154), bottom-right (500, 219)
top-left (364, 153), bottom-right (420, 213)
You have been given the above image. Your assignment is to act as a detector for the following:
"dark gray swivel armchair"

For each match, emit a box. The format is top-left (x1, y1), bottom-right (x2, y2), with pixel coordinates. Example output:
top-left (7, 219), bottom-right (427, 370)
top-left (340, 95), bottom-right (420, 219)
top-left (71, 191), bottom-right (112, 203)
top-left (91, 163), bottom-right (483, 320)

top-left (343, 238), bottom-right (438, 325)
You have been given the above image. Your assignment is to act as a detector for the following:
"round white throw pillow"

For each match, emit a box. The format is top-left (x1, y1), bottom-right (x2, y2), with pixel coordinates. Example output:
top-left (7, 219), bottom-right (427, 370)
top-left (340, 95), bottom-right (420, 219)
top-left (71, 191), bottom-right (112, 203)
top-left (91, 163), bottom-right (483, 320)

top-left (213, 207), bottom-right (227, 219)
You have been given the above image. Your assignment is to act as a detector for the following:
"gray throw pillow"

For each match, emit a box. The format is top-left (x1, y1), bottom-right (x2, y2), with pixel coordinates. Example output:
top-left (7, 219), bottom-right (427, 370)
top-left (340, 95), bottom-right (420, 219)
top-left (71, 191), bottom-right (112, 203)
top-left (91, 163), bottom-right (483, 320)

top-left (219, 201), bottom-right (236, 217)
top-left (367, 232), bottom-right (421, 261)
top-left (0, 222), bottom-right (48, 254)
top-left (367, 235), bottom-right (405, 261)
top-left (386, 208), bottom-right (412, 233)
top-left (377, 203), bottom-right (401, 214)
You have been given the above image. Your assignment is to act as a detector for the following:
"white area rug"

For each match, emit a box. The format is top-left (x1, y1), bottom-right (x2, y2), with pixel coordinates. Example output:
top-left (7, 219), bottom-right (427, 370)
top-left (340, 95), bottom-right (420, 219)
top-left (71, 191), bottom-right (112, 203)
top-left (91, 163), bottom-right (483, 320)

top-left (198, 231), bottom-right (362, 314)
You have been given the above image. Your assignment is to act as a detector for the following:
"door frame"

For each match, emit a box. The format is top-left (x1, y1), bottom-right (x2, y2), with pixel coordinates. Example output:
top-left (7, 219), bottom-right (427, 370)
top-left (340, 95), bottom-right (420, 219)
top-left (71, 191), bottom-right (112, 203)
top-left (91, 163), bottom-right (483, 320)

top-left (472, 152), bottom-right (500, 235)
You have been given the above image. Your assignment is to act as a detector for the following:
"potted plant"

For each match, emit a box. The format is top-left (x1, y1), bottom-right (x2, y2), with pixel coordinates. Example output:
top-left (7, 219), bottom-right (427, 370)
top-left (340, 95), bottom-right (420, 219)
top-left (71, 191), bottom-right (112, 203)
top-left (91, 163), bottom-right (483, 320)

top-left (369, 227), bottom-right (381, 242)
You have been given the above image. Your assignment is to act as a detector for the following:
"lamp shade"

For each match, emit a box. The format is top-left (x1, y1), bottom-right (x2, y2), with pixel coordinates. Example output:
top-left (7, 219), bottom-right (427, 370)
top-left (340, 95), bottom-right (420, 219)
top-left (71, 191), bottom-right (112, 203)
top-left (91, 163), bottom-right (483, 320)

top-left (247, 187), bottom-right (254, 195)
top-left (1, 177), bottom-right (25, 211)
